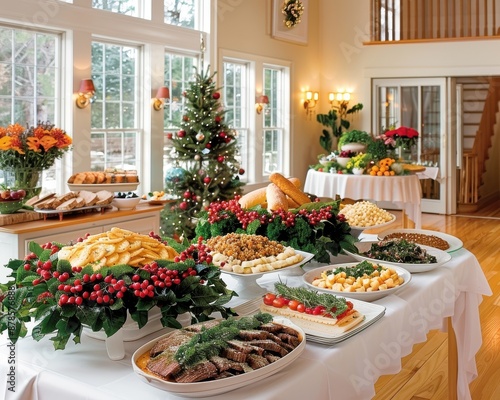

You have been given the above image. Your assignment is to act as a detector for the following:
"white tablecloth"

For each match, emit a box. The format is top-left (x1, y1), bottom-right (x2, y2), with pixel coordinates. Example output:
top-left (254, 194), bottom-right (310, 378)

top-left (304, 169), bottom-right (423, 228)
top-left (0, 241), bottom-right (491, 400)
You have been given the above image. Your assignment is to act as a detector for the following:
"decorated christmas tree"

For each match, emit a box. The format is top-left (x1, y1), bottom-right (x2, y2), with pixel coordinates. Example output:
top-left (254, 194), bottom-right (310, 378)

top-left (161, 66), bottom-right (245, 239)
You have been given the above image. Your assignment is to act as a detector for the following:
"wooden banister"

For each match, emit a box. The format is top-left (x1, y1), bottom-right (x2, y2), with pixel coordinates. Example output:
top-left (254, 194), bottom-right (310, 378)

top-left (370, 0), bottom-right (500, 42)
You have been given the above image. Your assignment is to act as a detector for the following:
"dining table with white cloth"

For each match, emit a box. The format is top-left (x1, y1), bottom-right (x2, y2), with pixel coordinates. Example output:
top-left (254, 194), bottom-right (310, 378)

top-left (0, 236), bottom-right (491, 400)
top-left (304, 169), bottom-right (423, 228)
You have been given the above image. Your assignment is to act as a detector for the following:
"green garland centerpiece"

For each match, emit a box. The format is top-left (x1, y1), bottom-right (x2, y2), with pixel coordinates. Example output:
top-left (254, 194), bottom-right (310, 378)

top-left (194, 197), bottom-right (358, 263)
top-left (0, 235), bottom-right (236, 350)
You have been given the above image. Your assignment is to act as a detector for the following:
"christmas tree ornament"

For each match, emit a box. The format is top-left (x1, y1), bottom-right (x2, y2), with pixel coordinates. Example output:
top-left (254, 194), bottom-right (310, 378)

top-left (194, 154), bottom-right (201, 161)
top-left (217, 156), bottom-right (224, 163)
top-left (178, 130), bottom-right (186, 138)
top-left (165, 167), bottom-right (187, 183)
top-left (196, 132), bottom-right (205, 141)
top-left (213, 92), bottom-right (220, 99)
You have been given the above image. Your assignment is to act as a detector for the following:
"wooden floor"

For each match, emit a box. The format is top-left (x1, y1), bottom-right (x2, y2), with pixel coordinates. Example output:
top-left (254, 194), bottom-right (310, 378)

top-left (371, 200), bottom-right (500, 400)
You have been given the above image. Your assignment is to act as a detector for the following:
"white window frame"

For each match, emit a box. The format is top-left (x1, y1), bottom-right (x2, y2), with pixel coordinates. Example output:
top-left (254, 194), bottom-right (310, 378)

top-left (220, 49), bottom-right (291, 187)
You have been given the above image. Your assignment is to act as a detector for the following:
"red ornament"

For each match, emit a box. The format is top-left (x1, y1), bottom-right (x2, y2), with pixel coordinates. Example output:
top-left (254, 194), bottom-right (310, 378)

top-left (178, 130), bottom-right (186, 138)
top-left (166, 132), bottom-right (173, 140)
top-left (239, 168), bottom-right (245, 175)
top-left (219, 132), bottom-right (227, 138)
top-left (183, 191), bottom-right (191, 199)
top-left (215, 116), bottom-right (221, 123)
top-left (179, 201), bottom-right (188, 210)
top-left (203, 176), bottom-right (211, 184)
top-left (213, 92), bottom-right (220, 99)
top-left (224, 137), bottom-right (231, 143)
top-left (205, 143), bottom-right (211, 149)
top-left (217, 156), bottom-right (224, 163)
top-left (183, 115), bottom-right (189, 122)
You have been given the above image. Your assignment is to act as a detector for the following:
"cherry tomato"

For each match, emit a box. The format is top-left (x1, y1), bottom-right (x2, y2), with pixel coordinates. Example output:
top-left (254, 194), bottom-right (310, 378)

top-left (272, 297), bottom-right (286, 308)
top-left (296, 303), bottom-right (306, 313)
top-left (263, 293), bottom-right (276, 306)
top-left (336, 301), bottom-right (354, 320)
top-left (312, 305), bottom-right (325, 315)
top-left (305, 307), bottom-right (313, 314)
top-left (288, 300), bottom-right (300, 311)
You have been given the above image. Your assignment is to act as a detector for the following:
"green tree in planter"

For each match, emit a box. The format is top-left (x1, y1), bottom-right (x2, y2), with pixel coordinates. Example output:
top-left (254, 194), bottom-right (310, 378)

top-left (161, 66), bottom-right (245, 240)
top-left (316, 103), bottom-right (363, 154)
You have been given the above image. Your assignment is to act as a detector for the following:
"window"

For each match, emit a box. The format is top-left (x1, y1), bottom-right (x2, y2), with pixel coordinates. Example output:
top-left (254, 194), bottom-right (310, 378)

top-left (162, 52), bottom-right (198, 176)
top-left (222, 53), bottom-right (290, 185)
top-left (223, 61), bottom-right (249, 181)
top-left (92, 0), bottom-right (141, 17)
top-left (262, 66), bottom-right (286, 175)
top-left (164, 0), bottom-right (197, 28)
top-left (91, 41), bottom-right (141, 171)
top-left (0, 25), bottom-right (61, 192)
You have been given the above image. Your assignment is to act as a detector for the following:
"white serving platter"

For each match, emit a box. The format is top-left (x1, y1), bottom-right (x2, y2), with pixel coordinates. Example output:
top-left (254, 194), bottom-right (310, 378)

top-left (302, 262), bottom-right (411, 302)
top-left (68, 182), bottom-right (139, 193)
top-left (377, 228), bottom-right (463, 253)
top-left (220, 250), bottom-right (314, 279)
top-left (234, 296), bottom-right (386, 344)
top-left (344, 241), bottom-right (452, 273)
top-left (349, 213), bottom-right (397, 238)
top-left (132, 316), bottom-right (306, 397)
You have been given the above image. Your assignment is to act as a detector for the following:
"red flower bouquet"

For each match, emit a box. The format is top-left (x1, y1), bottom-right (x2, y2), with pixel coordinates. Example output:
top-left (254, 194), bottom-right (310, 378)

top-left (384, 126), bottom-right (419, 148)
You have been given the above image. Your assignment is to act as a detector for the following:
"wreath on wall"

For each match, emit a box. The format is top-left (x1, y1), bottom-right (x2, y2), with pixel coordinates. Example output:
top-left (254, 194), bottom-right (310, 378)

top-left (282, 0), bottom-right (304, 28)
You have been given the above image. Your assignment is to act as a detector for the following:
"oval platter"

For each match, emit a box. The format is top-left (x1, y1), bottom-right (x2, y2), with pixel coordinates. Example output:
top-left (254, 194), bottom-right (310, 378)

top-left (132, 316), bottom-right (306, 398)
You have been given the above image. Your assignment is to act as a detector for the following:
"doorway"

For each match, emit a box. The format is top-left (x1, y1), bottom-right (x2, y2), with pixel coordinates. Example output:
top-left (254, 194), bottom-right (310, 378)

top-left (372, 77), bottom-right (457, 214)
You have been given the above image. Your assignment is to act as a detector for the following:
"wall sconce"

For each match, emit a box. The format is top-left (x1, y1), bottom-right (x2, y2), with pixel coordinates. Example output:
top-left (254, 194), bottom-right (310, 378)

top-left (75, 79), bottom-right (95, 109)
top-left (255, 95), bottom-right (269, 114)
top-left (153, 86), bottom-right (170, 111)
top-left (303, 91), bottom-right (318, 118)
top-left (329, 91), bottom-right (351, 119)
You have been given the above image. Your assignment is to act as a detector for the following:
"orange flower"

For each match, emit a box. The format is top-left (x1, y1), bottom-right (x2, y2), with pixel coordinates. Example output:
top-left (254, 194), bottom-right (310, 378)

top-left (0, 122), bottom-right (72, 169)
top-left (39, 135), bottom-right (58, 151)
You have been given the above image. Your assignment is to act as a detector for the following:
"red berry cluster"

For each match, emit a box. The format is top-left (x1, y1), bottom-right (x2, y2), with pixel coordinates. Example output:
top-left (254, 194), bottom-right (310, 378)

top-left (174, 236), bottom-right (213, 265)
top-left (24, 233), bottom-right (211, 309)
top-left (206, 198), bottom-right (341, 229)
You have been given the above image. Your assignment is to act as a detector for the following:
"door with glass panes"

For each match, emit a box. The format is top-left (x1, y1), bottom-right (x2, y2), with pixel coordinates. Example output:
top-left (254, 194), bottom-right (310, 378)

top-left (372, 78), bottom-right (454, 214)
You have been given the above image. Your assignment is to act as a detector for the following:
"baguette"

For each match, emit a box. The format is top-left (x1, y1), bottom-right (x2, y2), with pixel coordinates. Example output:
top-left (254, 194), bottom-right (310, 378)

top-left (238, 177), bottom-right (302, 209)
top-left (238, 187), bottom-right (267, 209)
top-left (266, 183), bottom-right (288, 211)
top-left (269, 173), bottom-right (311, 206)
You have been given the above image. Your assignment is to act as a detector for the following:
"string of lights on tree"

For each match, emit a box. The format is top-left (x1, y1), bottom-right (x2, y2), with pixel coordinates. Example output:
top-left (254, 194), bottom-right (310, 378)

top-left (161, 65), bottom-right (245, 240)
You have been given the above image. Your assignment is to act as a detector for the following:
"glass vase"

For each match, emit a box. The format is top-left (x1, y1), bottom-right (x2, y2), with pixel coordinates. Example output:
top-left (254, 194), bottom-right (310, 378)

top-left (2, 167), bottom-right (43, 201)
top-left (397, 146), bottom-right (414, 162)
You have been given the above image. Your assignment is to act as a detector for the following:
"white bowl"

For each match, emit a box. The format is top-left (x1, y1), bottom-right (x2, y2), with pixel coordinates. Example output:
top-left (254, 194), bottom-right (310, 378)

top-left (302, 262), bottom-right (411, 302)
top-left (111, 196), bottom-right (141, 210)
top-left (336, 157), bottom-right (351, 167)
top-left (344, 241), bottom-right (452, 273)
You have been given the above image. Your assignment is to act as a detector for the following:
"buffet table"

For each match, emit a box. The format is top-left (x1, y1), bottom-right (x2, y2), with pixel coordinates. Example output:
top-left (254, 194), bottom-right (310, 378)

top-left (304, 169), bottom-right (422, 228)
top-left (0, 239), bottom-right (491, 400)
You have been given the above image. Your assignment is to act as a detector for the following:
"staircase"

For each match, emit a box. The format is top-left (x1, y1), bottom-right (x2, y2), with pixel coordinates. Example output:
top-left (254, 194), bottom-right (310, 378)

top-left (457, 77), bottom-right (500, 211)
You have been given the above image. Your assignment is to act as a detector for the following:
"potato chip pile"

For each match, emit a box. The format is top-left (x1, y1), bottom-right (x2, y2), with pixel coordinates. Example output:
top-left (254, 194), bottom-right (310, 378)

top-left (57, 227), bottom-right (178, 270)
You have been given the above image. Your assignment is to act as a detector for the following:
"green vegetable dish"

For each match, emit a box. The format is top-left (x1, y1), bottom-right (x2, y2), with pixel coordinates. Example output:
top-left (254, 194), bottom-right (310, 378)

top-left (362, 238), bottom-right (438, 264)
top-left (327, 260), bottom-right (385, 279)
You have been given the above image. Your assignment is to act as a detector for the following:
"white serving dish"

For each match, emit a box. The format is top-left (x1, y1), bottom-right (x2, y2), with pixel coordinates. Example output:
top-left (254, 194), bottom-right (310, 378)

top-left (302, 262), bottom-right (411, 302)
top-left (111, 196), bottom-right (141, 210)
top-left (344, 241), bottom-right (452, 273)
top-left (220, 250), bottom-right (314, 278)
top-left (377, 228), bottom-right (463, 253)
top-left (132, 317), bottom-right (306, 397)
top-left (68, 182), bottom-right (139, 193)
top-left (348, 213), bottom-right (397, 238)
